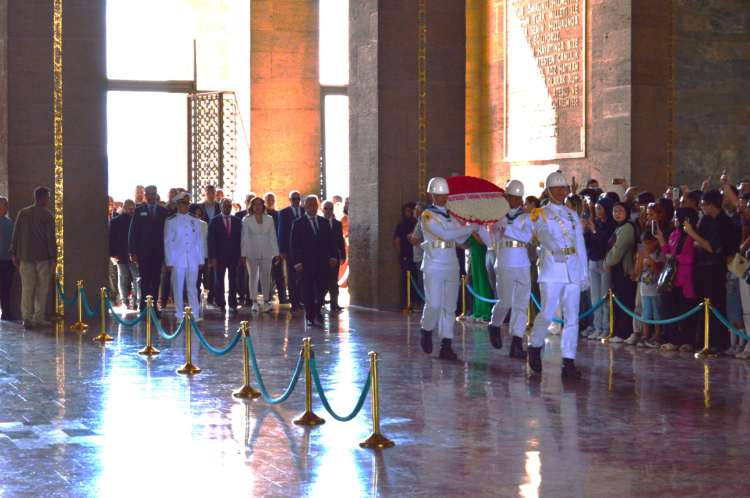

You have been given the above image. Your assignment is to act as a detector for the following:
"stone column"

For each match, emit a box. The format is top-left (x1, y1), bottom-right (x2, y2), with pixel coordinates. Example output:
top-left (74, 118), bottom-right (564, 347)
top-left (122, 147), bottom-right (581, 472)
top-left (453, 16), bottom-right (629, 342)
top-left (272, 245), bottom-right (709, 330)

top-left (251, 0), bottom-right (320, 205)
top-left (1, 0), bottom-right (108, 315)
top-left (349, 0), bottom-right (466, 311)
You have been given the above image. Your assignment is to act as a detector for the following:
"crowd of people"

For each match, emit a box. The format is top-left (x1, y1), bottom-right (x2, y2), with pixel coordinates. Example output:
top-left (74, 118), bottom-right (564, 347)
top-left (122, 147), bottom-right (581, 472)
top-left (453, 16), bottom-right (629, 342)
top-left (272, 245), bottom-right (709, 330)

top-left (403, 172), bottom-right (750, 373)
top-left (105, 185), bottom-right (349, 327)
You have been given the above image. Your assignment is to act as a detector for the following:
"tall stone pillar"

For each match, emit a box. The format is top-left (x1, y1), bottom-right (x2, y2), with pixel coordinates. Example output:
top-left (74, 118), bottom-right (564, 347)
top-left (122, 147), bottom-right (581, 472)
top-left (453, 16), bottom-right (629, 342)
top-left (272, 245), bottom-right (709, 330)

top-left (251, 0), bottom-right (320, 205)
top-left (349, 0), bottom-right (466, 311)
top-left (1, 0), bottom-right (108, 314)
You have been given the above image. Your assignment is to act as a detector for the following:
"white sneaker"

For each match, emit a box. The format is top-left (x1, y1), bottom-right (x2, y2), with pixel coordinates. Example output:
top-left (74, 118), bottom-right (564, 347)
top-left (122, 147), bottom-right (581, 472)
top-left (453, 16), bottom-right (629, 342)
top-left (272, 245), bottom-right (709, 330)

top-left (588, 331), bottom-right (602, 340)
top-left (581, 326), bottom-right (595, 337)
top-left (724, 344), bottom-right (739, 356)
top-left (737, 343), bottom-right (750, 358)
top-left (609, 336), bottom-right (624, 343)
top-left (251, 303), bottom-right (260, 313)
top-left (624, 333), bottom-right (641, 345)
top-left (262, 303), bottom-right (273, 313)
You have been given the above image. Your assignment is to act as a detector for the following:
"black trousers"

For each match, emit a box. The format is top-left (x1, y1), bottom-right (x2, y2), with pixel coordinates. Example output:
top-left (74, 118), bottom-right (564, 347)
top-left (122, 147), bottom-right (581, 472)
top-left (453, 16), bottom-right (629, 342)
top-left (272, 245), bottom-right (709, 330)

top-left (400, 257), bottom-right (417, 309)
top-left (214, 261), bottom-right (239, 309)
top-left (271, 259), bottom-right (287, 303)
top-left (139, 257), bottom-right (164, 311)
top-left (203, 263), bottom-right (216, 304)
top-left (301, 266), bottom-right (327, 320)
top-left (286, 258), bottom-right (302, 307)
top-left (237, 264), bottom-right (250, 303)
top-left (695, 264), bottom-right (728, 349)
top-left (328, 262), bottom-right (341, 307)
top-left (611, 261), bottom-right (637, 339)
top-left (0, 260), bottom-right (14, 315)
top-left (159, 261), bottom-right (172, 305)
top-left (665, 288), bottom-right (700, 348)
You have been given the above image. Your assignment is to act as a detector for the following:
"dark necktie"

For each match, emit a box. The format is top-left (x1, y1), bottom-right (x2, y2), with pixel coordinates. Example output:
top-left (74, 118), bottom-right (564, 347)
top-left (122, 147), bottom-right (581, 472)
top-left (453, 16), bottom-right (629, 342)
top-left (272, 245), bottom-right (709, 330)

top-left (224, 216), bottom-right (230, 237)
top-left (150, 206), bottom-right (155, 221)
top-left (311, 217), bottom-right (318, 235)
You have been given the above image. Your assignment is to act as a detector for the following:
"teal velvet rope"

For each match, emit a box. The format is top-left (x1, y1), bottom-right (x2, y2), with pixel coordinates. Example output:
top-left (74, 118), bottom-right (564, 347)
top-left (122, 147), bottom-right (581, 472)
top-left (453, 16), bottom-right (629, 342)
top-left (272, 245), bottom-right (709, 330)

top-left (613, 294), bottom-right (703, 325)
top-left (79, 289), bottom-right (102, 317)
top-left (309, 357), bottom-right (371, 422)
top-left (245, 337), bottom-right (304, 405)
top-left (104, 297), bottom-right (148, 326)
top-left (711, 306), bottom-right (750, 342)
top-left (150, 307), bottom-right (184, 340)
top-left (190, 318), bottom-right (241, 355)
top-left (56, 280), bottom-right (78, 307)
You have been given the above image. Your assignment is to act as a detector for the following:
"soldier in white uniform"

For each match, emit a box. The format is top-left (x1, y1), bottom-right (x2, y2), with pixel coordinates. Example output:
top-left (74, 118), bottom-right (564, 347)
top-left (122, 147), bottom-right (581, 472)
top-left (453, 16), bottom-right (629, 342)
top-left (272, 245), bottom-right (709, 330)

top-left (164, 192), bottom-right (206, 321)
top-left (528, 172), bottom-right (588, 378)
top-left (420, 177), bottom-right (480, 359)
top-left (479, 180), bottom-right (532, 359)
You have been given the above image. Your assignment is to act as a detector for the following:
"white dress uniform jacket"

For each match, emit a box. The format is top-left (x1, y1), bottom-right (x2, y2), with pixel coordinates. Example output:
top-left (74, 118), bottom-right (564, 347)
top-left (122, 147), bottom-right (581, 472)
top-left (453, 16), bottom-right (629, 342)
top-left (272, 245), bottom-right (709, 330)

top-left (165, 213), bottom-right (206, 268)
top-left (478, 207), bottom-right (533, 269)
top-left (241, 213), bottom-right (280, 260)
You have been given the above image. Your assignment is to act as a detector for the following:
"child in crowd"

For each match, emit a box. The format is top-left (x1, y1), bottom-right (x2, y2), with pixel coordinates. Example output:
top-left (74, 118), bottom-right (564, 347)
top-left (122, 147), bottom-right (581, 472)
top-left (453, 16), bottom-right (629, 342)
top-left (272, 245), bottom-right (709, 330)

top-left (635, 231), bottom-right (666, 348)
top-left (724, 255), bottom-right (747, 355)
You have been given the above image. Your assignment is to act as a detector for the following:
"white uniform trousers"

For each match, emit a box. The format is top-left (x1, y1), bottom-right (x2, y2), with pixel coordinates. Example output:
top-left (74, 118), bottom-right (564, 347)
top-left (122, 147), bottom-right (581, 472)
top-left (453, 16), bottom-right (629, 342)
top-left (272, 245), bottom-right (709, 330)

top-left (490, 266), bottom-right (530, 339)
top-left (172, 266), bottom-right (200, 319)
top-left (421, 268), bottom-right (460, 339)
top-left (530, 282), bottom-right (581, 359)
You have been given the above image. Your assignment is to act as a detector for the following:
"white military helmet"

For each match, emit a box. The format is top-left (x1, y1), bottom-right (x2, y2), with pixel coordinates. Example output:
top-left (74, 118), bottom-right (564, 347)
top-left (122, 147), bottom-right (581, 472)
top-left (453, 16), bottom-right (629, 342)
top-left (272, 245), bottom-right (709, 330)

top-left (427, 177), bottom-right (450, 195)
top-left (545, 171), bottom-right (568, 202)
top-left (506, 180), bottom-right (524, 197)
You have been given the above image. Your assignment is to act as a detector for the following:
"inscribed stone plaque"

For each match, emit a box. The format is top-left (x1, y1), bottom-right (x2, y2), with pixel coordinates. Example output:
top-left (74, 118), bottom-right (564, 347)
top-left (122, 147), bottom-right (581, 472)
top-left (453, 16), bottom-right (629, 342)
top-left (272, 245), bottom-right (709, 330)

top-left (505, 0), bottom-right (586, 162)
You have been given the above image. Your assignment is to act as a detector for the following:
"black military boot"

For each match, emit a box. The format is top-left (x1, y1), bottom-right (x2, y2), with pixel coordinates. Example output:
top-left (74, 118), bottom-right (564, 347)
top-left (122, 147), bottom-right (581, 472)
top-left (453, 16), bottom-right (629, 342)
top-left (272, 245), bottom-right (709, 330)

top-left (509, 336), bottom-right (527, 359)
top-left (420, 329), bottom-right (433, 354)
top-left (561, 358), bottom-right (582, 379)
top-left (487, 324), bottom-right (503, 349)
top-left (528, 346), bottom-right (543, 373)
top-left (438, 338), bottom-right (458, 360)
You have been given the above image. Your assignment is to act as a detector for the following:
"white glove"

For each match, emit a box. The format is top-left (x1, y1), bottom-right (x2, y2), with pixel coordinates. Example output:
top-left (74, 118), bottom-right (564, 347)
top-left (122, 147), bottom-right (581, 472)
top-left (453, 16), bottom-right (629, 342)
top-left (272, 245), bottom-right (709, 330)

top-left (553, 249), bottom-right (566, 263)
top-left (469, 223), bottom-right (481, 232)
top-left (581, 279), bottom-right (590, 292)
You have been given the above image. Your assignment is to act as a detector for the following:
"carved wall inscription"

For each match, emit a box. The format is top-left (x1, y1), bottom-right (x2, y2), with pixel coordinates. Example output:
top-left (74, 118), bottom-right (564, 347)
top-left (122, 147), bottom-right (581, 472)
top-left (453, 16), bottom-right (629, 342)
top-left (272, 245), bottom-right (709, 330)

top-left (505, 0), bottom-right (586, 161)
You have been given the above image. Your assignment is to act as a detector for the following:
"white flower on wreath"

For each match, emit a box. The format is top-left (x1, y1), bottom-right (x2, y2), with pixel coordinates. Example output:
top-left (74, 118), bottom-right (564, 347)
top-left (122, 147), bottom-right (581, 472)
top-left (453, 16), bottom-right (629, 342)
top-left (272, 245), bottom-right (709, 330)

top-left (446, 195), bottom-right (510, 223)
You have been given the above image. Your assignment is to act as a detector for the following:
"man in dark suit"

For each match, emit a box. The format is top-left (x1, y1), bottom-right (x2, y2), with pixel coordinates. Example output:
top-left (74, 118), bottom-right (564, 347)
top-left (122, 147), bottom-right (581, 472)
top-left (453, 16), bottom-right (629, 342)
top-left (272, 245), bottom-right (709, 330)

top-left (235, 192), bottom-right (255, 304)
top-left (128, 185), bottom-right (170, 316)
top-left (279, 190), bottom-right (304, 310)
top-left (196, 185), bottom-right (218, 306)
top-left (208, 198), bottom-right (243, 312)
top-left (235, 193), bottom-right (256, 221)
top-left (265, 192), bottom-right (287, 304)
top-left (109, 200), bottom-right (140, 309)
top-left (321, 200), bottom-right (347, 311)
top-left (291, 195), bottom-right (337, 326)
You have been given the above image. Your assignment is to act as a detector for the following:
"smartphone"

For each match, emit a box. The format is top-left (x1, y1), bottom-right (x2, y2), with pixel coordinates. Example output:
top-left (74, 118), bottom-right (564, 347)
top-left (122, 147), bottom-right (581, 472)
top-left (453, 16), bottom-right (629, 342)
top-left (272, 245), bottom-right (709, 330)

top-left (572, 176), bottom-right (576, 185)
top-left (612, 179), bottom-right (621, 185)
top-left (638, 243), bottom-right (646, 253)
top-left (640, 206), bottom-right (646, 215)
top-left (673, 187), bottom-right (680, 200)
top-left (708, 175), bottom-right (713, 185)
top-left (651, 220), bottom-right (658, 233)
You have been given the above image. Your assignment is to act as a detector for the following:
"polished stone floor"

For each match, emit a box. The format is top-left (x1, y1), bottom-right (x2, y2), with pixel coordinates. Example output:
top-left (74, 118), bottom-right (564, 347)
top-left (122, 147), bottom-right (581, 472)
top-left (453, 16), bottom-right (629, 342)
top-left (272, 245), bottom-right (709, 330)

top-left (1, 294), bottom-right (750, 497)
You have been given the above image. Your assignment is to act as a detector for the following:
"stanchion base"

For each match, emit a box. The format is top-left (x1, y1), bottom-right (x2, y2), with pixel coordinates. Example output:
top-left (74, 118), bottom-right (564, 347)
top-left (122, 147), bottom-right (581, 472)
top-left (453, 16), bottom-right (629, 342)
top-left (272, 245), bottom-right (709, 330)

top-left (176, 363), bottom-right (202, 375)
top-left (601, 337), bottom-right (612, 344)
top-left (138, 345), bottom-right (161, 355)
top-left (50, 313), bottom-right (64, 322)
top-left (70, 323), bottom-right (89, 331)
top-left (695, 348), bottom-right (717, 359)
top-left (92, 333), bottom-right (114, 342)
top-left (402, 308), bottom-right (412, 314)
top-left (359, 432), bottom-right (395, 449)
top-left (232, 385), bottom-right (262, 398)
top-left (456, 315), bottom-right (467, 322)
top-left (293, 411), bottom-right (326, 426)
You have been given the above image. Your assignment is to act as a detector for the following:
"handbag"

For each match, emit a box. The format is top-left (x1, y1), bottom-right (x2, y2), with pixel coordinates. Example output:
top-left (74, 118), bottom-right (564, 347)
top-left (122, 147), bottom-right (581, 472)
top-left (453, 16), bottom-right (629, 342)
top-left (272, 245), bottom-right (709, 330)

top-left (657, 255), bottom-right (677, 293)
top-left (729, 252), bottom-right (748, 279)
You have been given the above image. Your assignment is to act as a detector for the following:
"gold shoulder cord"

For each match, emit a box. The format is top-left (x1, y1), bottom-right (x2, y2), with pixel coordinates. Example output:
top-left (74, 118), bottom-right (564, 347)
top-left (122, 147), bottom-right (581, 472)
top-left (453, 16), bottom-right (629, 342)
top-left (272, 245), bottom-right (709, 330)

top-left (421, 211), bottom-right (444, 241)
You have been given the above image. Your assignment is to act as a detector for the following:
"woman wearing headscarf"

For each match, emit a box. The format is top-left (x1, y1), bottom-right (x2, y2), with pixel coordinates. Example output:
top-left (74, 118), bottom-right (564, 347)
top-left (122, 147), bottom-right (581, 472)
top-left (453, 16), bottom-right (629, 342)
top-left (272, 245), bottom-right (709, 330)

top-left (604, 202), bottom-right (640, 342)
top-left (583, 197), bottom-right (618, 340)
top-left (655, 207), bottom-right (700, 352)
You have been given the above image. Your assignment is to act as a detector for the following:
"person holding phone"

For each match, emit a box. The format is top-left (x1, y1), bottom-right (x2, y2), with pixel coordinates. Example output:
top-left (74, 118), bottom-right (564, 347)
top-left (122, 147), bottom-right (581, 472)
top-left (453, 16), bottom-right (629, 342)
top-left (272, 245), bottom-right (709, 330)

top-left (604, 202), bottom-right (640, 342)
top-left (583, 198), bottom-right (617, 340)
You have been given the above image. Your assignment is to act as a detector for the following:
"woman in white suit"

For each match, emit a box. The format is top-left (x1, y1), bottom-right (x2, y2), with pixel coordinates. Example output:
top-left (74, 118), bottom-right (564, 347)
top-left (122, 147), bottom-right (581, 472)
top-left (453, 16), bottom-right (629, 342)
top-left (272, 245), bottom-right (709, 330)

top-left (241, 196), bottom-right (280, 312)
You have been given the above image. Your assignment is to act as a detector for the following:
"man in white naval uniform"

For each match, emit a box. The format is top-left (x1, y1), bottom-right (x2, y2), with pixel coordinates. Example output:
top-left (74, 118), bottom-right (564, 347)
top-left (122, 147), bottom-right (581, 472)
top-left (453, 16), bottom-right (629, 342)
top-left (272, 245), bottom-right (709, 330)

top-left (528, 171), bottom-right (588, 378)
top-left (164, 192), bottom-right (205, 321)
top-left (420, 177), bottom-right (480, 360)
top-left (479, 180), bottom-right (532, 359)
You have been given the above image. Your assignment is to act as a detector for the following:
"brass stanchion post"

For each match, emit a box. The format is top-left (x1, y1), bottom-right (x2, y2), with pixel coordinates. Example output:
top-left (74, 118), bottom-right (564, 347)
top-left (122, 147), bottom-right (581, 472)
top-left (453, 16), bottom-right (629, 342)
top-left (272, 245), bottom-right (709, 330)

top-left (457, 275), bottom-right (467, 321)
top-left (293, 337), bottom-right (325, 426)
top-left (602, 289), bottom-right (614, 343)
top-left (138, 296), bottom-right (160, 355)
top-left (92, 288), bottom-right (114, 341)
top-left (402, 270), bottom-right (412, 314)
top-left (51, 279), bottom-right (64, 322)
top-left (695, 298), bottom-right (716, 358)
top-left (360, 352), bottom-right (395, 449)
top-left (176, 307), bottom-right (202, 374)
top-left (526, 305), bottom-right (532, 331)
top-left (233, 321), bottom-right (261, 398)
top-left (70, 280), bottom-right (88, 331)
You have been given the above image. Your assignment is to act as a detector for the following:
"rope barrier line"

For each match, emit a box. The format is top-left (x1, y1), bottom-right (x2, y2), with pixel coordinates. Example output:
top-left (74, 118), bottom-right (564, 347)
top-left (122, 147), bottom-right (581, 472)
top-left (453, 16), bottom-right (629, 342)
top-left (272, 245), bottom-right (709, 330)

top-left (410, 276), bottom-right (426, 301)
top-left (190, 318), bottom-right (241, 355)
top-left (150, 307), bottom-right (185, 340)
top-left (309, 358), bottom-right (371, 422)
top-left (104, 297), bottom-right (148, 326)
top-left (711, 306), bottom-right (750, 342)
top-left (612, 294), bottom-right (703, 325)
top-left (56, 280), bottom-right (78, 306)
top-left (245, 337), bottom-right (304, 404)
top-left (80, 288), bottom-right (101, 317)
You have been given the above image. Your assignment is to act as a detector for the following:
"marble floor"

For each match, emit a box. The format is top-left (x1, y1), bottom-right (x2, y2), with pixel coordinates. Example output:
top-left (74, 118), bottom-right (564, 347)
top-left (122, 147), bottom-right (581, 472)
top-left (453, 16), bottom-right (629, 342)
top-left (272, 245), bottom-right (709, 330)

top-left (1, 296), bottom-right (750, 497)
